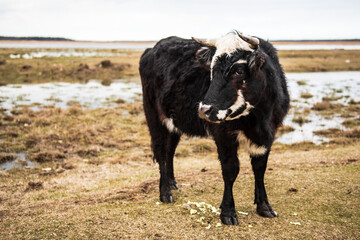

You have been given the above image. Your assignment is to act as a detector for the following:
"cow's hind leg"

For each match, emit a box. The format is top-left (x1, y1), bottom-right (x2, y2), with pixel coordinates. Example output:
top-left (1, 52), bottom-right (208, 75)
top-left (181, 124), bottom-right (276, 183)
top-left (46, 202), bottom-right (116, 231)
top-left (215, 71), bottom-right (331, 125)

top-left (215, 134), bottom-right (240, 225)
top-left (166, 133), bottom-right (181, 190)
top-left (251, 151), bottom-right (277, 218)
top-left (144, 111), bottom-right (181, 202)
top-left (149, 124), bottom-right (173, 202)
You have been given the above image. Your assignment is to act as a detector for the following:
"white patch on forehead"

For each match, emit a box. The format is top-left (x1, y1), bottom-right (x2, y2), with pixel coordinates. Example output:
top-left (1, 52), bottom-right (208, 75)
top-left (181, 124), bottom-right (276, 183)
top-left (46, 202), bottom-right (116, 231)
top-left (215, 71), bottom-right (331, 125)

top-left (210, 33), bottom-right (253, 80)
top-left (237, 131), bottom-right (267, 156)
top-left (162, 118), bottom-right (181, 134)
top-left (235, 59), bottom-right (247, 64)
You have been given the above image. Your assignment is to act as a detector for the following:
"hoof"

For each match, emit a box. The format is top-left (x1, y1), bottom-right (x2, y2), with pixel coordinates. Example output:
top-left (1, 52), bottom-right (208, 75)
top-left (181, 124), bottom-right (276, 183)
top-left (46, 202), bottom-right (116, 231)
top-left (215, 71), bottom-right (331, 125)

top-left (160, 194), bottom-right (173, 203)
top-left (256, 201), bottom-right (277, 218)
top-left (220, 214), bottom-right (239, 225)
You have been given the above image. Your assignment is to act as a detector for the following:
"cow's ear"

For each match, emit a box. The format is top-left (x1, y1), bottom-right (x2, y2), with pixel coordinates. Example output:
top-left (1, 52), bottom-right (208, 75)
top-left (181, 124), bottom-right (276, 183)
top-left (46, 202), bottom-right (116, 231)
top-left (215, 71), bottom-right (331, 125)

top-left (248, 50), bottom-right (265, 75)
top-left (196, 47), bottom-right (215, 70)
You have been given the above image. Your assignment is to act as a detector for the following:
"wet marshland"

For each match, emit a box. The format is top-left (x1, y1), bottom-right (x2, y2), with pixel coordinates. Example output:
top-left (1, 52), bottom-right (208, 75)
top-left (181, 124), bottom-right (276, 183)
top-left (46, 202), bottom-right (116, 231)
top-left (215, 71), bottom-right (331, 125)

top-left (1, 71), bottom-right (359, 170)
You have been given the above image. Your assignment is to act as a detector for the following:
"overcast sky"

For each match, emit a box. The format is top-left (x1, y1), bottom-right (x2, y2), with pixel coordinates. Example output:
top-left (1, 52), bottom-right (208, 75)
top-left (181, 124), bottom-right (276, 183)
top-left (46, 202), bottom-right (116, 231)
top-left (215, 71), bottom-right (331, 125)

top-left (0, 0), bottom-right (359, 41)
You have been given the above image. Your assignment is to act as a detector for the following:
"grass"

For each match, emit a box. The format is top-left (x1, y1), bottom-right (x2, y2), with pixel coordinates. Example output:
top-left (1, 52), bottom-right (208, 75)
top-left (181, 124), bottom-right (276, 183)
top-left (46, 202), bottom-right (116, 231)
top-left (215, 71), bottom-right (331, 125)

top-left (1, 48), bottom-right (360, 85)
top-left (300, 92), bottom-right (313, 99)
top-left (0, 103), bottom-right (360, 239)
top-left (277, 49), bottom-right (360, 72)
top-left (342, 117), bottom-right (360, 128)
top-left (0, 48), bottom-right (142, 84)
top-left (292, 116), bottom-right (311, 125)
top-left (1, 46), bottom-right (360, 239)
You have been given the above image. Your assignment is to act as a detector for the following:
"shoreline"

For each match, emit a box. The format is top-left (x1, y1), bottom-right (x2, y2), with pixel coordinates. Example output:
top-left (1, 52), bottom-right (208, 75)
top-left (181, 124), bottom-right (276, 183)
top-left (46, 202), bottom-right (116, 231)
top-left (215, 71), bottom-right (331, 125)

top-left (1, 40), bottom-right (360, 45)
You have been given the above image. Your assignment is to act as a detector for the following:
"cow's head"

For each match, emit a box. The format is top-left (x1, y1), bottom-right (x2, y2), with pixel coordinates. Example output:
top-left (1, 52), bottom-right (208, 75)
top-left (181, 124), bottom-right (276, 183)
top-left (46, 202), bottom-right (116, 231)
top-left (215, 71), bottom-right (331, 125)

top-left (194, 31), bottom-right (267, 123)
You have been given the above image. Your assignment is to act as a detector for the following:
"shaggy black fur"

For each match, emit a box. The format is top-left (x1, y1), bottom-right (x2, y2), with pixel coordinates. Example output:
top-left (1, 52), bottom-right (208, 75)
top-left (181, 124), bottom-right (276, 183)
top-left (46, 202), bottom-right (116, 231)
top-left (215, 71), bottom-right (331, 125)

top-left (139, 34), bottom-right (289, 225)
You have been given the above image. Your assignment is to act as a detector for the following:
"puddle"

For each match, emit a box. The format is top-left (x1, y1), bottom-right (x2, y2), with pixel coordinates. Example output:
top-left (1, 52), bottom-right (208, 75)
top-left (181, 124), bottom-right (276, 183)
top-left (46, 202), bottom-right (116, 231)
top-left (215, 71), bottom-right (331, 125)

top-left (9, 51), bottom-right (126, 59)
top-left (0, 80), bottom-right (142, 112)
top-left (277, 71), bottom-right (360, 144)
top-left (0, 153), bottom-right (39, 171)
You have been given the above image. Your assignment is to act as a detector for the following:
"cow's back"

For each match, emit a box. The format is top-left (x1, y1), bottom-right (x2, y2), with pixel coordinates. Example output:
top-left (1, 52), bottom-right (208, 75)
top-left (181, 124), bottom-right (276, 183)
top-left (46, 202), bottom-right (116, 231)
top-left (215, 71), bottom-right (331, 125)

top-left (139, 37), bottom-right (211, 136)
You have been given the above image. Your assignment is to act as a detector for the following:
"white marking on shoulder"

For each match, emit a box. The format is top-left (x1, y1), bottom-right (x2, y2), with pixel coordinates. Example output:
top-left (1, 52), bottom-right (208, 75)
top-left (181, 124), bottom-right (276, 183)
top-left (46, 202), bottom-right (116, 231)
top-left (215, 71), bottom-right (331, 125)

top-left (162, 118), bottom-right (181, 134)
top-left (237, 131), bottom-right (267, 156)
top-left (210, 33), bottom-right (253, 80)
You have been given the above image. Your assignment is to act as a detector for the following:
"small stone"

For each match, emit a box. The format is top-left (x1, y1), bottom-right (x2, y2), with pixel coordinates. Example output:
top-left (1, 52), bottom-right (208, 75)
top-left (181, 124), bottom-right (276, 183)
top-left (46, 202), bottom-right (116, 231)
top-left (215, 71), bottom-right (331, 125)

top-left (238, 211), bottom-right (249, 215)
top-left (196, 217), bottom-right (205, 223)
top-left (182, 204), bottom-right (191, 209)
top-left (290, 222), bottom-right (301, 225)
top-left (56, 168), bottom-right (65, 174)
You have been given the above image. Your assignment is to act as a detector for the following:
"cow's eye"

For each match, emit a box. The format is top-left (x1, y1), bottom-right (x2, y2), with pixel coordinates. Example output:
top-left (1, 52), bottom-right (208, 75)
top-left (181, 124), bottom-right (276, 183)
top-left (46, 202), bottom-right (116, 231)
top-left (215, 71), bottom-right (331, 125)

top-left (233, 70), bottom-right (245, 78)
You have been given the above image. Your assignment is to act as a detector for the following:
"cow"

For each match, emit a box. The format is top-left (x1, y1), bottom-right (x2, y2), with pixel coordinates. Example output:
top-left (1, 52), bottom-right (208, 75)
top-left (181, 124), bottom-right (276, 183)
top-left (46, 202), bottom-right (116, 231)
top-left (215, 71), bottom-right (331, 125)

top-left (139, 30), bottom-right (290, 225)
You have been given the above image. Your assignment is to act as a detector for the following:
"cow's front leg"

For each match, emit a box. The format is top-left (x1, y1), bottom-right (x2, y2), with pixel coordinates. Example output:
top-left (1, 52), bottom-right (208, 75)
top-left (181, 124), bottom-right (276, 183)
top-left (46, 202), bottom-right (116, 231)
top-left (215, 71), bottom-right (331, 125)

top-left (215, 135), bottom-right (239, 225)
top-left (251, 151), bottom-right (277, 218)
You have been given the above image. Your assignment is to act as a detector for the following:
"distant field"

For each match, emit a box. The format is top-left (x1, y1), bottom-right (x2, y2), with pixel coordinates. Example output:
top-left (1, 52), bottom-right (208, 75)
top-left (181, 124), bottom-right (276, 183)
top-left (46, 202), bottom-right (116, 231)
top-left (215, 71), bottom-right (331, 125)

top-left (0, 47), bottom-right (360, 85)
top-left (272, 40), bottom-right (360, 45)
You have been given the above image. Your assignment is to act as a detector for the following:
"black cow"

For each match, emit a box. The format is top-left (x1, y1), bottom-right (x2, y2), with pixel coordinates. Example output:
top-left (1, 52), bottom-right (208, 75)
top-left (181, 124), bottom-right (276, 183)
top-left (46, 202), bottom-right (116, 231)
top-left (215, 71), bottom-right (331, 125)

top-left (139, 31), bottom-right (289, 225)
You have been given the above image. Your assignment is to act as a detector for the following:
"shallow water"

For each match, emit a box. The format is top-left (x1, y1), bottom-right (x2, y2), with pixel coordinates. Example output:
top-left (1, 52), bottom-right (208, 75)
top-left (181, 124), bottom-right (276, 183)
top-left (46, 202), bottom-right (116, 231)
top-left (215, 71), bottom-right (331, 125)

top-left (1, 41), bottom-right (360, 50)
top-left (0, 80), bottom-right (142, 112)
top-left (0, 72), bottom-right (359, 145)
top-left (277, 71), bottom-right (360, 144)
top-left (0, 153), bottom-right (39, 171)
top-left (0, 42), bottom-right (154, 49)
top-left (9, 51), bottom-right (126, 59)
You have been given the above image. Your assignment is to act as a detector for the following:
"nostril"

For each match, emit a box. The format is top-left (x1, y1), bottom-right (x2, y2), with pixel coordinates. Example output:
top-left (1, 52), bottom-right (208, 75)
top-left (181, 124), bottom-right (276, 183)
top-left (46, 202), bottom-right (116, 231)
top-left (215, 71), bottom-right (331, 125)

top-left (202, 106), bottom-right (213, 115)
top-left (199, 104), bottom-right (213, 117)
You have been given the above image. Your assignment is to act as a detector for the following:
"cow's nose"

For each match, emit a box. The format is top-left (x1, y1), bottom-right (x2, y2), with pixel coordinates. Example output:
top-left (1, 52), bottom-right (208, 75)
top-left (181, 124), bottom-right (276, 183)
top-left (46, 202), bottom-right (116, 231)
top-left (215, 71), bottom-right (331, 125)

top-left (198, 104), bottom-right (213, 118)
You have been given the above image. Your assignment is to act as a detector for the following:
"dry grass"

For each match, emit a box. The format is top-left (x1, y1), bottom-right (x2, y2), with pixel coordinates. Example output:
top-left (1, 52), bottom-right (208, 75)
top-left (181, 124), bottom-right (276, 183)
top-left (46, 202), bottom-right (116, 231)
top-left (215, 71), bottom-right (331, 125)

top-left (300, 92), bottom-right (313, 99)
top-left (1, 46), bottom-right (360, 239)
top-left (278, 49), bottom-right (360, 72)
top-left (0, 48), bottom-right (142, 84)
top-left (342, 117), bottom-right (360, 128)
top-left (1, 48), bottom-right (360, 85)
top-left (0, 103), bottom-right (359, 239)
